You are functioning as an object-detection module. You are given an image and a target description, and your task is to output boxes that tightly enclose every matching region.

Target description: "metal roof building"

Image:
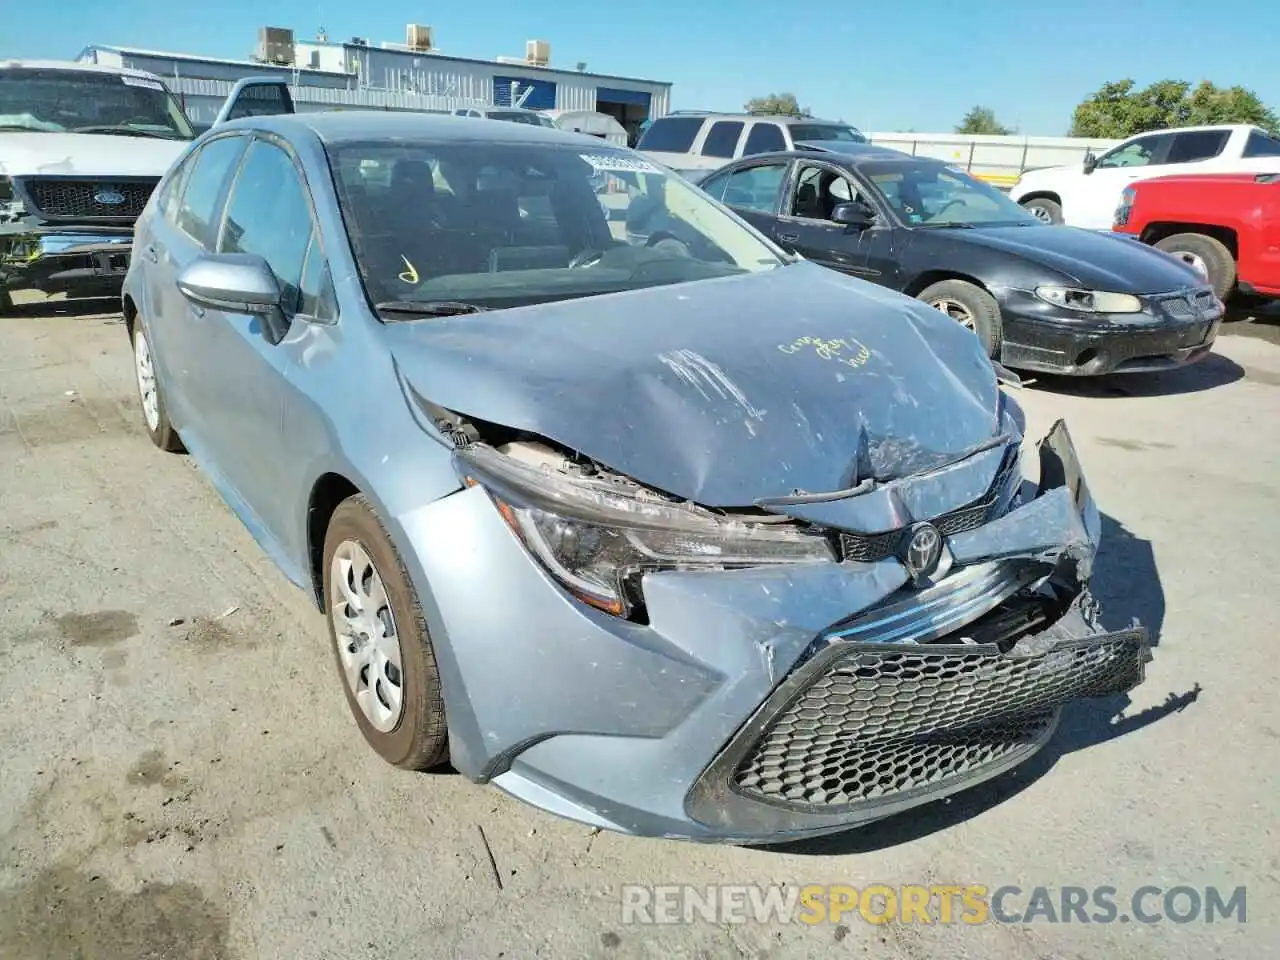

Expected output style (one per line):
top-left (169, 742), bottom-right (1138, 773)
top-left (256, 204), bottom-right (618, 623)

top-left (78, 24), bottom-right (671, 142)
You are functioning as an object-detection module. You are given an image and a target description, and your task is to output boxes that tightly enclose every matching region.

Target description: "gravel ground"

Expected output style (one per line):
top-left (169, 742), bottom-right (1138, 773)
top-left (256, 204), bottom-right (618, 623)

top-left (1, 294), bottom-right (1278, 959)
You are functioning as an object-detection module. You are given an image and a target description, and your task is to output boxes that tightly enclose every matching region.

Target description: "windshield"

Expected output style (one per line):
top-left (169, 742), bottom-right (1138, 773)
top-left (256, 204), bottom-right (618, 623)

top-left (0, 68), bottom-right (195, 139)
top-left (864, 163), bottom-right (1040, 227)
top-left (788, 123), bottom-right (867, 143)
top-left (326, 140), bottom-right (786, 312)
top-left (487, 111), bottom-right (545, 125)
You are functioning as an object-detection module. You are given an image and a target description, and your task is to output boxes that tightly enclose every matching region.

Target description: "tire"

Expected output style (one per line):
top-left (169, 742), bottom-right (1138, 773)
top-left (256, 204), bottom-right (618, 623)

top-left (131, 319), bottom-right (184, 452)
top-left (917, 279), bottom-right (1004, 358)
top-left (323, 494), bottom-right (449, 770)
top-left (1154, 232), bottom-right (1236, 301)
top-left (1022, 197), bottom-right (1063, 225)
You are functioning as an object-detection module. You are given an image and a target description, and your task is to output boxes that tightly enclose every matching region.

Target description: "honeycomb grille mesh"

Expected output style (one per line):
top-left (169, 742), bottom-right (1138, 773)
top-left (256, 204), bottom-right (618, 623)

top-left (25, 178), bottom-right (157, 220)
top-left (733, 633), bottom-right (1146, 809)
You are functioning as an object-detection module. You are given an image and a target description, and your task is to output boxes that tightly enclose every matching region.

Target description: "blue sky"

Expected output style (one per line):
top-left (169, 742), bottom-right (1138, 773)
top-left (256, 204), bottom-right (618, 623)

top-left (4, 0), bottom-right (1277, 134)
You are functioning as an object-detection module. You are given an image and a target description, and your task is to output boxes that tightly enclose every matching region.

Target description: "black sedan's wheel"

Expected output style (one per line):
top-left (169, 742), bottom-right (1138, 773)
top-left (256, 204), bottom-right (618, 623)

top-left (1154, 232), bottom-right (1236, 301)
top-left (917, 279), bottom-right (1004, 358)
top-left (1022, 197), bottom-right (1063, 225)
top-left (323, 494), bottom-right (449, 770)
top-left (131, 320), bottom-right (184, 452)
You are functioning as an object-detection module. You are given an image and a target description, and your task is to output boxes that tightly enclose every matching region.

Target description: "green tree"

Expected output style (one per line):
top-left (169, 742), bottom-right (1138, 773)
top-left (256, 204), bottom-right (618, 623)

top-left (744, 93), bottom-right (811, 117)
top-left (1070, 79), bottom-right (1279, 137)
top-left (955, 105), bottom-right (1012, 135)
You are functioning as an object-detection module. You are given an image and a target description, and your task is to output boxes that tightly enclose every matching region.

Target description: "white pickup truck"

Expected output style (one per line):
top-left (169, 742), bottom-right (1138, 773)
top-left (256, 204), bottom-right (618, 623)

top-left (0, 60), bottom-right (195, 310)
top-left (1010, 124), bottom-right (1280, 229)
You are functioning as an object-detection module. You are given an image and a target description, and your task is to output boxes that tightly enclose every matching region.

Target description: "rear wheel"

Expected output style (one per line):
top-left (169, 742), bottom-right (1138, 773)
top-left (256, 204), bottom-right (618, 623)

top-left (917, 279), bottom-right (1004, 358)
top-left (1154, 232), bottom-right (1236, 301)
top-left (1022, 197), bottom-right (1063, 225)
top-left (132, 319), bottom-right (184, 452)
top-left (323, 494), bottom-right (449, 770)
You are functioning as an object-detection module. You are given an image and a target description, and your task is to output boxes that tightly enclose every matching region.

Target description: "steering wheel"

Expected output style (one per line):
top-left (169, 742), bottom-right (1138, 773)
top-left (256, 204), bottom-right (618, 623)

top-left (568, 249), bottom-right (605, 269)
top-left (645, 232), bottom-right (692, 257)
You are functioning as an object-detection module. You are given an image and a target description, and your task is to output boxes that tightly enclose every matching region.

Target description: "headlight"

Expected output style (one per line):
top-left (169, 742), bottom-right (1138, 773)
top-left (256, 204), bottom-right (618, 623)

top-left (1033, 284), bottom-right (1142, 314)
top-left (456, 444), bottom-right (834, 616)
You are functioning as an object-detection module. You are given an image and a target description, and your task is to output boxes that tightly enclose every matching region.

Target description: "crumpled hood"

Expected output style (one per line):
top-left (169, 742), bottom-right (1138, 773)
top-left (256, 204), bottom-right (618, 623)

top-left (383, 262), bottom-right (1002, 507)
top-left (957, 225), bottom-right (1204, 293)
top-left (0, 132), bottom-right (189, 178)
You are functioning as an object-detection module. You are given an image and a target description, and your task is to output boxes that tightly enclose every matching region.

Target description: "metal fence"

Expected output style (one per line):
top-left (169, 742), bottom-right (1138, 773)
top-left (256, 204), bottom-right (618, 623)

top-left (864, 132), bottom-right (1123, 188)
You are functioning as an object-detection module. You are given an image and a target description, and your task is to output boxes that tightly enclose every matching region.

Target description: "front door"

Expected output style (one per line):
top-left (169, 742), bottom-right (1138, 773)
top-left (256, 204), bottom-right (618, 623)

top-left (773, 162), bottom-right (900, 286)
top-left (195, 135), bottom-right (320, 534)
top-left (1071, 132), bottom-right (1174, 229)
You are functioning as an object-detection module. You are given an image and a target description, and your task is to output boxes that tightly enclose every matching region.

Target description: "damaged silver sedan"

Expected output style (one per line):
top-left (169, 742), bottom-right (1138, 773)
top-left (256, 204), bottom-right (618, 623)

top-left (122, 108), bottom-right (1150, 843)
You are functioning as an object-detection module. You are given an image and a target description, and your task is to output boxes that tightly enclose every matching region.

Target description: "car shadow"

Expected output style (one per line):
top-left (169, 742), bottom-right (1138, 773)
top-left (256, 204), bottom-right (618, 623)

top-left (763, 511), bottom-right (1196, 857)
top-left (3, 296), bottom-right (121, 320)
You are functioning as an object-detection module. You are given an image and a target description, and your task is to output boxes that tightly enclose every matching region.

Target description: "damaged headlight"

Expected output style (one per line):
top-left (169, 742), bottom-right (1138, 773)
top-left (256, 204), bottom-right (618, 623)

top-left (1033, 284), bottom-right (1142, 314)
top-left (456, 444), bottom-right (834, 616)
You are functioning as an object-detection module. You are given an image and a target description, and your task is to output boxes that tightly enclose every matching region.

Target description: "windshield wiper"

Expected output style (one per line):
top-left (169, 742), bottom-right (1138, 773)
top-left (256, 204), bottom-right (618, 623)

top-left (375, 300), bottom-right (489, 318)
top-left (0, 124), bottom-right (42, 132)
top-left (921, 222), bottom-right (977, 229)
top-left (72, 125), bottom-right (179, 139)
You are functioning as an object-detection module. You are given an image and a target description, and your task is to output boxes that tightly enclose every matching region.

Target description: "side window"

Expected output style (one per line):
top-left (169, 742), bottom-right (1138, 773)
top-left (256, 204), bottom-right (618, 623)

top-left (1096, 134), bottom-right (1169, 169)
top-left (219, 139), bottom-right (316, 316)
top-left (701, 121), bottom-right (745, 159)
top-left (789, 165), bottom-right (857, 220)
top-left (742, 122), bottom-right (786, 156)
top-left (158, 147), bottom-right (199, 224)
top-left (636, 116), bottom-right (704, 153)
top-left (297, 233), bottom-right (334, 320)
top-left (722, 163), bottom-right (787, 213)
top-left (1167, 130), bottom-right (1230, 164)
top-left (699, 169), bottom-right (732, 202)
top-left (175, 136), bottom-right (249, 248)
top-left (1243, 130), bottom-right (1280, 157)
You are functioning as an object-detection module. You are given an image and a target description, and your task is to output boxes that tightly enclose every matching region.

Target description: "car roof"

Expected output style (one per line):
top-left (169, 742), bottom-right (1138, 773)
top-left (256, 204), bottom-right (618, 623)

top-left (718, 145), bottom-right (933, 169)
top-left (219, 110), bottom-right (612, 147)
top-left (658, 111), bottom-right (856, 127)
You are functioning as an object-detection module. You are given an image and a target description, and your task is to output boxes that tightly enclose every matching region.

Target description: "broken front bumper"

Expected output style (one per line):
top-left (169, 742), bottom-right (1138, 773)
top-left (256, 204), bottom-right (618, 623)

top-left (399, 420), bottom-right (1150, 843)
top-left (0, 226), bottom-right (133, 299)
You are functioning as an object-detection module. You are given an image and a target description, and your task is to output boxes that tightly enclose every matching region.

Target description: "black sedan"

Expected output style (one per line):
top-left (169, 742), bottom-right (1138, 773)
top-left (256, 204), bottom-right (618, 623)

top-left (688, 145), bottom-right (1223, 376)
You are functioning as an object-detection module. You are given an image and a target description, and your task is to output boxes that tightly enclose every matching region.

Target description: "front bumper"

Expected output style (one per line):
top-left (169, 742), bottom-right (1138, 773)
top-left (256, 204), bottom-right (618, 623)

top-left (398, 420), bottom-right (1150, 843)
top-left (996, 288), bottom-right (1222, 376)
top-left (0, 225), bottom-right (133, 298)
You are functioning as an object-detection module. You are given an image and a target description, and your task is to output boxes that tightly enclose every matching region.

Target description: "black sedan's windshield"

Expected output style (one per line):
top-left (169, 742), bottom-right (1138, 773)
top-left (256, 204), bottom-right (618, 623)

top-left (327, 140), bottom-right (785, 312)
top-left (863, 162), bottom-right (1040, 228)
top-left (0, 68), bottom-right (195, 139)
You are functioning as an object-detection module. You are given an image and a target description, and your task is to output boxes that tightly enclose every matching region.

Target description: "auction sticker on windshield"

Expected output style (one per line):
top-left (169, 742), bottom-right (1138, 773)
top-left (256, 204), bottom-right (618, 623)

top-left (580, 153), bottom-right (660, 174)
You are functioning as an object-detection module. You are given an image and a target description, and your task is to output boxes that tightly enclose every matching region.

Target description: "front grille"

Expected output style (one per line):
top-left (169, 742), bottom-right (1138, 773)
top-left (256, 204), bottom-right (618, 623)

top-left (732, 623), bottom-right (1148, 810)
top-left (836, 445), bottom-right (1017, 563)
top-left (1152, 288), bottom-right (1217, 320)
top-left (23, 178), bottom-right (157, 220)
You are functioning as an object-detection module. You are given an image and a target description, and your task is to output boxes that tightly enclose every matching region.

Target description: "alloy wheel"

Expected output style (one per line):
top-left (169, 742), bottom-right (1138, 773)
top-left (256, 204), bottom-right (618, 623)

top-left (929, 297), bottom-right (976, 330)
top-left (1029, 205), bottom-right (1054, 224)
top-left (330, 540), bottom-right (405, 733)
top-left (1170, 250), bottom-right (1209, 281)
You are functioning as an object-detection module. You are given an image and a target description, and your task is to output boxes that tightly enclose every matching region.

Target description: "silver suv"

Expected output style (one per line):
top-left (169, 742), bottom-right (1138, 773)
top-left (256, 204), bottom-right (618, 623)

top-left (637, 111), bottom-right (866, 178)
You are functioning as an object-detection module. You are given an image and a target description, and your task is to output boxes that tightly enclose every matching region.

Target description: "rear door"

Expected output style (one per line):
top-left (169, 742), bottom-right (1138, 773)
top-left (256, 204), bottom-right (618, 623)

top-left (143, 134), bottom-right (250, 437)
top-left (713, 160), bottom-right (791, 236)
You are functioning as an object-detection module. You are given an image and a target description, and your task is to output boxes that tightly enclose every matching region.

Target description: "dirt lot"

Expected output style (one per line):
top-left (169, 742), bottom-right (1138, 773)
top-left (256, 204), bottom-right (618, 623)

top-left (2, 296), bottom-right (1278, 960)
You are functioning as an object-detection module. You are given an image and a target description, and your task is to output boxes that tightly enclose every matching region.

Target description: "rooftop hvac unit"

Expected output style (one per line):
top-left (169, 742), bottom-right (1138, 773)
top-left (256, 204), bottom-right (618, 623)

top-left (406, 24), bottom-right (433, 51)
top-left (350, 37), bottom-right (369, 47)
top-left (257, 26), bottom-right (296, 66)
top-left (526, 40), bottom-right (550, 66)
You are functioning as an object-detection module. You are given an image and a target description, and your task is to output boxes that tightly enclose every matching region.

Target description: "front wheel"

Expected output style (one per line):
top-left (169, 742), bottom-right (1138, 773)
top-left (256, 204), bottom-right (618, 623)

top-left (132, 320), bottom-right (184, 452)
top-left (323, 494), bottom-right (449, 770)
top-left (1154, 232), bottom-right (1236, 301)
top-left (917, 279), bottom-right (1004, 358)
top-left (1022, 197), bottom-right (1063, 225)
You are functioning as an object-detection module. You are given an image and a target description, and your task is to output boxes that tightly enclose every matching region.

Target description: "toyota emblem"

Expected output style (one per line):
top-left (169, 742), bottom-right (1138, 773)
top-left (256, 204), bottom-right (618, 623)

top-left (900, 522), bottom-right (943, 585)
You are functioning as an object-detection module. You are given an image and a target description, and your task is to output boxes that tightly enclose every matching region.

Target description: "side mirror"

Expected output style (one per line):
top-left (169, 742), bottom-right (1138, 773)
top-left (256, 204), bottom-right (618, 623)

top-left (178, 253), bottom-right (281, 313)
top-left (1083, 152), bottom-right (1098, 175)
top-left (830, 201), bottom-right (876, 228)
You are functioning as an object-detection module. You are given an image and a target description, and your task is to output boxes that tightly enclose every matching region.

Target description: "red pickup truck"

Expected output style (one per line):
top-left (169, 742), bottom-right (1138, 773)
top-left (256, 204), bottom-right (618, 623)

top-left (1113, 172), bottom-right (1280, 302)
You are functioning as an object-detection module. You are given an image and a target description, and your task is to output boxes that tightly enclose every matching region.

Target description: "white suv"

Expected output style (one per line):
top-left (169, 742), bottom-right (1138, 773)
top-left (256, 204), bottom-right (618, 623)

top-left (0, 59), bottom-right (194, 310)
top-left (637, 112), bottom-right (867, 178)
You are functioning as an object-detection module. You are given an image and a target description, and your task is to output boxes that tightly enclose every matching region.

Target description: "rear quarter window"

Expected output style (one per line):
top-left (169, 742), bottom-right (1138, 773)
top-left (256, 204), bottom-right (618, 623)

top-left (1243, 130), bottom-right (1280, 158)
top-left (637, 117), bottom-right (704, 153)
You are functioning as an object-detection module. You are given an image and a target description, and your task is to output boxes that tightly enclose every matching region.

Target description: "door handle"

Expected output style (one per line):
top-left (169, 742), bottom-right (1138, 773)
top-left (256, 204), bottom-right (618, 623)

top-left (191, 304), bottom-right (205, 318)
top-left (778, 232), bottom-right (800, 243)
top-left (143, 244), bottom-right (159, 263)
